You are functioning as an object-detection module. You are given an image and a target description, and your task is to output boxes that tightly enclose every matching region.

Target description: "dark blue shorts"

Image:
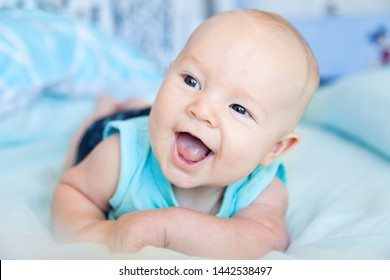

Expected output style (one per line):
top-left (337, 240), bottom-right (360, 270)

top-left (75, 107), bottom-right (151, 164)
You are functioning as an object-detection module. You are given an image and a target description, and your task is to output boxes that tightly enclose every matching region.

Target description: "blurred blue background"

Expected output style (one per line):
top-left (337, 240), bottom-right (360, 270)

top-left (1, 0), bottom-right (389, 83)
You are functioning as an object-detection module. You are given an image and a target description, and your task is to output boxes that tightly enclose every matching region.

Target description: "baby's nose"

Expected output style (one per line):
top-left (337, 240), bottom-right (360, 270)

top-left (186, 98), bottom-right (218, 128)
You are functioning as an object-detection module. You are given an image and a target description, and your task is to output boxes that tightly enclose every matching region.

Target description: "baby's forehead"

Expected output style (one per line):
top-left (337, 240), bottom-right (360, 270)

top-left (202, 11), bottom-right (301, 43)
top-left (190, 11), bottom-right (309, 69)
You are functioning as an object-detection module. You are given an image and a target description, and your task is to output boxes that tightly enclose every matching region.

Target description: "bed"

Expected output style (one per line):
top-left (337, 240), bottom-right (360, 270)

top-left (1, 10), bottom-right (390, 260)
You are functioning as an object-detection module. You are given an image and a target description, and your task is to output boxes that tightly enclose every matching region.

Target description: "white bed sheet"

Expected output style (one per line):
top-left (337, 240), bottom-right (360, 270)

top-left (1, 99), bottom-right (389, 259)
top-left (284, 124), bottom-right (390, 259)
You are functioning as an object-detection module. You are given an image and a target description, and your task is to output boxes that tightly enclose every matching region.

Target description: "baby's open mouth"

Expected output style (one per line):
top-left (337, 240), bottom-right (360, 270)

top-left (175, 132), bottom-right (213, 164)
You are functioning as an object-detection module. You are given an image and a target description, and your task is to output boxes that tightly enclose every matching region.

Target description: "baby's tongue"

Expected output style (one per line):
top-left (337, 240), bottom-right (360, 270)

top-left (177, 132), bottom-right (210, 163)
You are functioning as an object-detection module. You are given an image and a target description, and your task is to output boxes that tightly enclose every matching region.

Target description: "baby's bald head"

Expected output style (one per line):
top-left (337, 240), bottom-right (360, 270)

top-left (181, 9), bottom-right (319, 133)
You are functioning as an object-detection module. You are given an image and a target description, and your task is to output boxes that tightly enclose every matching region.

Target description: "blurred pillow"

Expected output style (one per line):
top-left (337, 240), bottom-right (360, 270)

top-left (0, 93), bottom-right (94, 146)
top-left (0, 10), bottom-right (162, 116)
top-left (302, 67), bottom-right (390, 160)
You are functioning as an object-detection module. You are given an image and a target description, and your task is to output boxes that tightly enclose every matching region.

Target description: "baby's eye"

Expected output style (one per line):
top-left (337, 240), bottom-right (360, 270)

top-left (184, 75), bottom-right (201, 90)
top-left (230, 104), bottom-right (250, 117)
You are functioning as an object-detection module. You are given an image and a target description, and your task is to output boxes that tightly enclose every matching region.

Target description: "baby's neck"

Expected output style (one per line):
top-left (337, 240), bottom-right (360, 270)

top-left (172, 185), bottom-right (225, 215)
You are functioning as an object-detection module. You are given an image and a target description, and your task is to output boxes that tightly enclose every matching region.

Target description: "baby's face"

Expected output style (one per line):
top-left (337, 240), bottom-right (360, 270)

top-left (149, 13), bottom-right (306, 189)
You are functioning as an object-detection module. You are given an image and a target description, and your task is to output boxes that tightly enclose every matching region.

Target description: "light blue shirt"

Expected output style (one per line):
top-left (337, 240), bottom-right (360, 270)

top-left (104, 116), bottom-right (286, 219)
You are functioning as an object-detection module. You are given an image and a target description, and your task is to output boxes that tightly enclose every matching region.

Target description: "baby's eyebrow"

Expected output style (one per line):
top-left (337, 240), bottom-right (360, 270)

top-left (179, 55), bottom-right (204, 69)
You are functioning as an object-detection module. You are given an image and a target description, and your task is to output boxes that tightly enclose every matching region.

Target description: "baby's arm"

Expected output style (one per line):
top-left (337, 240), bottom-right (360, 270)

top-left (51, 135), bottom-right (121, 243)
top-left (109, 178), bottom-right (289, 259)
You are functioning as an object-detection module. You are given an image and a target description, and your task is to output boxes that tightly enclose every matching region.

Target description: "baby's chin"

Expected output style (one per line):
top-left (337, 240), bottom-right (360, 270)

top-left (161, 161), bottom-right (232, 189)
top-left (164, 171), bottom-right (210, 189)
top-left (167, 175), bottom-right (200, 189)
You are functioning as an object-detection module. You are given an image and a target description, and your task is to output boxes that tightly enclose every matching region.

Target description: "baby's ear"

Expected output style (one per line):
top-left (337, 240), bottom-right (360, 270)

top-left (260, 132), bottom-right (300, 166)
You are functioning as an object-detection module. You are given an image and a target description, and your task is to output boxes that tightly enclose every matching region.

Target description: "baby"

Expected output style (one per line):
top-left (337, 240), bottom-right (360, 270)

top-left (51, 9), bottom-right (319, 259)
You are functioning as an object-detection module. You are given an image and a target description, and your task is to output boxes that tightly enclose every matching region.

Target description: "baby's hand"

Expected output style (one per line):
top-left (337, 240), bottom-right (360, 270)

top-left (108, 210), bottom-right (166, 253)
